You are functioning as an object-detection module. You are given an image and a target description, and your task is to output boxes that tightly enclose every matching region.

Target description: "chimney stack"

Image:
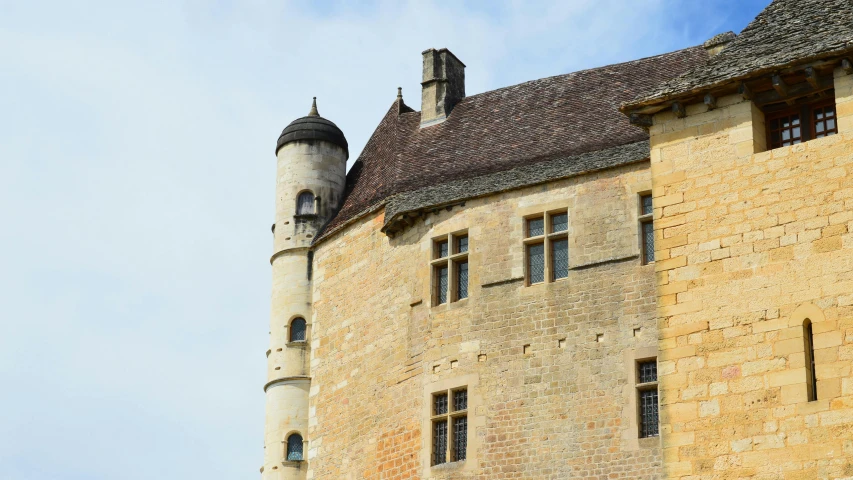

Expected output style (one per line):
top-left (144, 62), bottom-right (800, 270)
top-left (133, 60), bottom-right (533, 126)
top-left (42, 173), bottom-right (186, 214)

top-left (420, 48), bottom-right (466, 128)
top-left (703, 31), bottom-right (736, 57)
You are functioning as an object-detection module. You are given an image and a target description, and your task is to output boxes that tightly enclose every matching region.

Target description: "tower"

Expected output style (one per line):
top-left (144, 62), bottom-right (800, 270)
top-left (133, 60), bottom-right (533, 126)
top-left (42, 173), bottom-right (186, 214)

top-left (263, 98), bottom-right (348, 479)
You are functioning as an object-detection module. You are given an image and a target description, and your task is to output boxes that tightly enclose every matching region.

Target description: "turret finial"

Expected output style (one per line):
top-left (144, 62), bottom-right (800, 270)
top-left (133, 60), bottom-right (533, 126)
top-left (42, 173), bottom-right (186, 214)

top-left (308, 97), bottom-right (319, 117)
top-left (397, 87), bottom-right (403, 100)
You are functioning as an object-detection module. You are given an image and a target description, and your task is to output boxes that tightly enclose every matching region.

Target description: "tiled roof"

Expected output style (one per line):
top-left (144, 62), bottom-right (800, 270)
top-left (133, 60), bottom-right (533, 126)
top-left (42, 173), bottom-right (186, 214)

top-left (383, 141), bottom-right (651, 233)
top-left (315, 46), bottom-right (709, 242)
top-left (624, 0), bottom-right (853, 110)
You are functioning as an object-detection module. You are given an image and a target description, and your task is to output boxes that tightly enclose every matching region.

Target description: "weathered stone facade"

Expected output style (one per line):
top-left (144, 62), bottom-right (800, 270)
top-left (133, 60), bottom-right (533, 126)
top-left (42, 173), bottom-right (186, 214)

top-left (309, 164), bottom-right (663, 479)
top-left (648, 68), bottom-right (853, 479)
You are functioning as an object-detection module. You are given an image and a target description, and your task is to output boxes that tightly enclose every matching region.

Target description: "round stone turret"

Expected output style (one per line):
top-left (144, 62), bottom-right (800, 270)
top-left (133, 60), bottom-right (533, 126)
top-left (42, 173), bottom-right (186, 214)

top-left (263, 97), bottom-right (348, 480)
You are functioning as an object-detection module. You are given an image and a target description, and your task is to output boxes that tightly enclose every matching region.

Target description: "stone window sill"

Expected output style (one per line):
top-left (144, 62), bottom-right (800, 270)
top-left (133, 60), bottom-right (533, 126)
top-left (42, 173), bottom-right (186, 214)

top-left (638, 436), bottom-right (659, 448)
top-left (431, 460), bottom-right (465, 470)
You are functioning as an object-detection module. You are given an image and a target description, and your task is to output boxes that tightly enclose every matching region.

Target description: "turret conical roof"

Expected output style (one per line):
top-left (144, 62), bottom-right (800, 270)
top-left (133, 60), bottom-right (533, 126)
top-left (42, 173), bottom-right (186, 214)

top-left (276, 97), bottom-right (348, 156)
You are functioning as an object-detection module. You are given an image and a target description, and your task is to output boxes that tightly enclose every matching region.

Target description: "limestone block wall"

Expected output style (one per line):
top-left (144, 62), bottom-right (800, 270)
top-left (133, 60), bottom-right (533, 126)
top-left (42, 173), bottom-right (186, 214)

top-left (648, 68), bottom-right (853, 479)
top-left (307, 163), bottom-right (662, 479)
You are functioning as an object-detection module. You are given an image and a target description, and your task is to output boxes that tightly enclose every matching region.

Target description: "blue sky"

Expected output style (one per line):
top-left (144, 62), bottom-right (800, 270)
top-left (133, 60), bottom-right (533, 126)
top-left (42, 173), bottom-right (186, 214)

top-left (0, 1), bottom-right (769, 478)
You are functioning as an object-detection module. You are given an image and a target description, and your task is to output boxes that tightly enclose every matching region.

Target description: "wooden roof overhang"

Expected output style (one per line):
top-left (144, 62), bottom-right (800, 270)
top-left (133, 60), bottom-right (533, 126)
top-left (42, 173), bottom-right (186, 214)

top-left (623, 55), bottom-right (853, 126)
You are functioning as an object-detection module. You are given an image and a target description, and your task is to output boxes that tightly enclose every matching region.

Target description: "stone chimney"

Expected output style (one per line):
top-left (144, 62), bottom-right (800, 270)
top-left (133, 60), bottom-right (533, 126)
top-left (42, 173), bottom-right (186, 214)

top-left (703, 31), bottom-right (736, 57)
top-left (420, 48), bottom-right (466, 127)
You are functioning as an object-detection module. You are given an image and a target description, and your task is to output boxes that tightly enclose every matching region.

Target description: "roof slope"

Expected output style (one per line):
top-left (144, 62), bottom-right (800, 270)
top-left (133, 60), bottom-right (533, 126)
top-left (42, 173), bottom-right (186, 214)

top-left (317, 46), bottom-right (709, 241)
top-left (625, 0), bottom-right (853, 109)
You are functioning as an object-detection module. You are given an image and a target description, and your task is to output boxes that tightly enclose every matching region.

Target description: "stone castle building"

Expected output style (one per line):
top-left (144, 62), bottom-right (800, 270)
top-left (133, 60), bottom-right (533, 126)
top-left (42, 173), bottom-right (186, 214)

top-left (262, 1), bottom-right (853, 478)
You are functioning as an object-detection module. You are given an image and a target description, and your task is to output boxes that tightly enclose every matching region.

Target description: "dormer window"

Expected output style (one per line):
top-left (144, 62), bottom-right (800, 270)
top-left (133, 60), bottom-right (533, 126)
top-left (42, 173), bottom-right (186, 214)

top-left (765, 98), bottom-right (836, 150)
top-left (296, 191), bottom-right (315, 215)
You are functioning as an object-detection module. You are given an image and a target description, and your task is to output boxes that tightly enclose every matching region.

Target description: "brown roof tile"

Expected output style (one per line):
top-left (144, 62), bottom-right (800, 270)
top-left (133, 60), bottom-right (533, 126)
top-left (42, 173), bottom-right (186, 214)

top-left (316, 45), bottom-right (709, 242)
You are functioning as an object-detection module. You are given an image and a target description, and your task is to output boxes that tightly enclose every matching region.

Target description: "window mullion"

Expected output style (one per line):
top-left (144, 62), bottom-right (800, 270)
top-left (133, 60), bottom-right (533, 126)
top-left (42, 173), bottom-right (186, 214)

top-left (448, 256), bottom-right (456, 302)
top-left (544, 215), bottom-right (552, 283)
top-left (445, 389), bottom-right (452, 462)
top-left (544, 236), bottom-right (552, 283)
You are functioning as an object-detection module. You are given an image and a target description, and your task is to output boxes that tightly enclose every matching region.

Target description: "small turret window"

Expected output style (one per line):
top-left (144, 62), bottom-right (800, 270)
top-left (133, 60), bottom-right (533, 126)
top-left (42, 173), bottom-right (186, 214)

top-left (297, 191), bottom-right (315, 215)
top-left (290, 318), bottom-right (307, 342)
top-left (286, 433), bottom-right (303, 461)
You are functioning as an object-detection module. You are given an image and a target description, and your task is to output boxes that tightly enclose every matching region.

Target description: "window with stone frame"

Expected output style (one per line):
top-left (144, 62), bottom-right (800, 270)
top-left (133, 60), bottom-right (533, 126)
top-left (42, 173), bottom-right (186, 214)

top-left (432, 232), bottom-right (469, 305)
top-left (289, 317), bottom-right (307, 342)
top-left (431, 388), bottom-right (468, 465)
top-left (639, 194), bottom-right (654, 265)
top-left (296, 191), bottom-right (315, 215)
top-left (523, 210), bottom-right (569, 285)
top-left (637, 359), bottom-right (659, 438)
top-left (286, 433), bottom-right (304, 461)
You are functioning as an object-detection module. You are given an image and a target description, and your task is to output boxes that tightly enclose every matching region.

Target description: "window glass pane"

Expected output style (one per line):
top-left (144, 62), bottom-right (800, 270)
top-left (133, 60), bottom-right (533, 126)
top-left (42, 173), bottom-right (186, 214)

top-left (433, 420), bottom-right (448, 465)
top-left (639, 389), bottom-right (659, 438)
top-left (527, 217), bottom-right (544, 237)
top-left (553, 239), bottom-right (568, 280)
top-left (436, 241), bottom-right (448, 258)
top-left (457, 236), bottom-right (468, 254)
top-left (437, 266), bottom-right (448, 304)
top-left (793, 126), bottom-right (800, 138)
top-left (287, 434), bottom-right (303, 461)
top-left (452, 416), bottom-right (467, 462)
top-left (434, 393), bottom-right (448, 415)
top-left (782, 129), bottom-right (790, 141)
top-left (453, 389), bottom-right (468, 411)
top-left (816, 122), bottom-right (825, 133)
top-left (642, 221), bottom-right (655, 264)
top-left (792, 115), bottom-right (800, 125)
top-left (638, 360), bottom-right (657, 383)
top-left (828, 118), bottom-right (836, 132)
top-left (528, 243), bottom-right (545, 284)
top-left (290, 318), bottom-right (307, 342)
top-left (551, 213), bottom-right (568, 232)
top-left (456, 261), bottom-right (468, 300)
top-left (296, 192), bottom-right (314, 215)
top-left (641, 195), bottom-right (653, 215)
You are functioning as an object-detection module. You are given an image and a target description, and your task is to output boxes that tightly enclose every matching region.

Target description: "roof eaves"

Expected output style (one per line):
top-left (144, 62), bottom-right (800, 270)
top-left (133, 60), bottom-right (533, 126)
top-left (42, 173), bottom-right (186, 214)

top-left (382, 141), bottom-right (651, 236)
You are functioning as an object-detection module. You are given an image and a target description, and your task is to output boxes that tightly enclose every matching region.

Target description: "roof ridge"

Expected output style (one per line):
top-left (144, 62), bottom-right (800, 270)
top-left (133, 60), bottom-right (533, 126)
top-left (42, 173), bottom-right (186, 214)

top-left (460, 45), bottom-right (705, 103)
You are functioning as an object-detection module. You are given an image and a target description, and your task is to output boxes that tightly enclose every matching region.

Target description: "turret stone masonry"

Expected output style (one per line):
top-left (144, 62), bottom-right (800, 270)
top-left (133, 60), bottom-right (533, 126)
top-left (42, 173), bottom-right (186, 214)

top-left (264, 98), bottom-right (347, 479)
top-left (263, 1), bottom-right (853, 478)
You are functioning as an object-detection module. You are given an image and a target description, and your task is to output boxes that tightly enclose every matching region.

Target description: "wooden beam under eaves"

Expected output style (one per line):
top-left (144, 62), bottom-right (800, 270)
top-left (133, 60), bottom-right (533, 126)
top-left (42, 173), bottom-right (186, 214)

top-left (629, 113), bottom-right (653, 128)
top-left (843, 58), bottom-right (853, 75)
top-left (704, 94), bottom-right (717, 110)
top-left (672, 102), bottom-right (686, 118)
top-left (771, 75), bottom-right (788, 97)
top-left (738, 82), bottom-right (753, 101)
top-left (804, 67), bottom-right (820, 89)
top-left (753, 76), bottom-right (833, 107)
